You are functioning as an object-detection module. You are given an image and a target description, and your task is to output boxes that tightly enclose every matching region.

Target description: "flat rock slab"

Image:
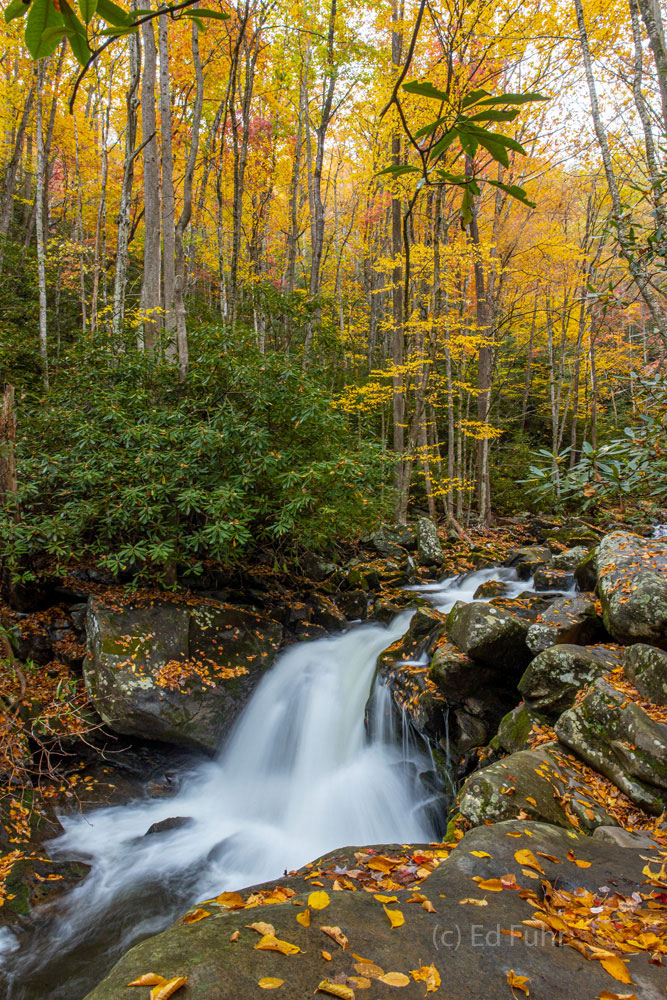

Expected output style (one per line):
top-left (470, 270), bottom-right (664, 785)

top-left (84, 821), bottom-right (667, 1000)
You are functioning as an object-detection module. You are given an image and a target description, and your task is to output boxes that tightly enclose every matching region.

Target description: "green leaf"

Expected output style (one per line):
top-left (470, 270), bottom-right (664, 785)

top-left (458, 130), bottom-right (478, 158)
top-left (466, 124), bottom-right (528, 155)
top-left (428, 127), bottom-right (459, 159)
top-left (414, 115), bottom-right (449, 139)
top-left (25, 0), bottom-right (64, 58)
top-left (467, 109), bottom-right (519, 123)
top-left (475, 92), bottom-right (548, 106)
top-left (5, 0), bottom-right (28, 24)
top-left (187, 7), bottom-right (229, 18)
top-left (461, 88), bottom-right (491, 108)
top-left (41, 23), bottom-right (73, 42)
top-left (460, 185), bottom-right (474, 225)
top-left (78, 0), bottom-right (97, 23)
top-left (62, 3), bottom-right (92, 62)
top-left (487, 179), bottom-right (536, 208)
top-left (474, 134), bottom-right (509, 166)
top-left (402, 79), bottom-right (448, 101)
top-left (95, 0), bottom-right (132, 26)
top-left (181, 11), bottom-right (205, 28)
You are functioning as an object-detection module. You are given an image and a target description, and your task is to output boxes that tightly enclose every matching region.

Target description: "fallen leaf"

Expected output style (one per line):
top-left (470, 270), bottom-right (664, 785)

top-left (216, 891), bottom-right (245, 908)
top-left (379, 971), bottom-right (411, 987)
top-left (422, 899), bottom-right (436, 913)
top-left (296, 908), bottom-right (311, 927)
top-left (348, 977), bottom-right (371, 989)
top-left (247, 922), bottom-right (276, 936)
top-left (374, 894), bottom-right (398, 903)
top-left (229, 930), bottom-right (240, 943)
top-left (309, 891), bottom-right (331, 910)
top-left (150, 978), bottom-right (188, 1000)
top-left (598, 993), bottom-right (639, 1000)
top-left (477, 879), bottom-right (504, 892)
top-left (574, 859), bottom-right (592, 869)
top-left (353, 961), bottom-right (384, 979)
top-left (470, 851), bottom-right (491, 858)
top-left (258, 978), bottom-right (284, 990)
top-left (127, 975), bottom-right (167, 987)
top-left (506, 970), bottom-right (530, 996)
top-left (514, 850), bottom-right (544, 874)
top-left (254, 934), bottom-right (302, 956)
top-left (410, 964), bottom-right (441, 993)
top-left (321, 950), bottom-right (332, 961)
top-left (316, 981), bottom-right (355, 999)
top-left (600, 957), bottom-right (632, 984)
top-left (458, 898), bottom-right (488, 906)
top-left (183, 908), bottom-right (210, 924)
top-left (321, 925), bottom-right (349, 950)
top-left (383, 904), bottom-right (405, 928)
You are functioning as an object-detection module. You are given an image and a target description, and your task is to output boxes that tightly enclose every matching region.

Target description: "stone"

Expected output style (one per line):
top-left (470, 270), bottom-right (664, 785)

top-left (472, 579), bottom-right (510, 599)
top-left (624, 643), bottom-right (667, 705)
top-left (551, 545), bottom-right (590, 571)
top-left (574, 548), bottom-right (598, 592)
top-left (0, 856), bottom-right (90, 931)
top-left (336, 590), bottom-right (368, 620)
top-left (417, 517), bottom-right (444, 566)
top-left (494, 702), bottom-right (544, 754)
top-left (595, 531), bottom-right (667, 647)
top-left (592, 826), bottom-right (660, 849)
top-left (83, 597), bottom-right (283, 753)
top-left (533, 566), bottom-right (574, 591)
top-left (518, 643), bottom-right (622, 719)
top-left (525, 594), bottom-right (608, 653)
top-left (458, 744), bottom-right (616, 830)
top-left (376, 607), bottom-right (447, 674)
top-left (82, 821), bottom-right (667, 1000)
top-left (556, 679), bottom-right (667, 814)
top-left (446, 601), bottom-right (531, 675)
top-left (144, 816), bottom-right (194, 837)
top-left (504, 545), bottom-right (552, 580)
top-left (490, 592), bottom-right (554, 622)
top-left (369, 522), bottom-right (418, 556)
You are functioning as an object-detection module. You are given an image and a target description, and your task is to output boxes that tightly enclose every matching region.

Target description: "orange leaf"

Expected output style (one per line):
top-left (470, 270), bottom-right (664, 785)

top-left (600, 957), bottom-right (632, 984)
top-left (477, 879), bottom-right (504, 892)
top-left (353, 961), bottom-right (384, 980)
top-left (229, 930), bottom-right (240, 943)
top-left (410, 964), bottom-right (441, 993)
top-left (348, 976), bottom-right (371, 989)
top-left (127, 975), bottom-right (167, 987)
top-left (258, 978), bottom-right (285, 990)
top-left (320, 925), bottom-right (349, 950)
top-left (458, 898), bottom-right (488, 906)
top-left (506, 970), bottom-right (530, 996)
top-left (246, 921), bottom-right (276, 936)
top-left (470, 851), bottom-right (491, 858)
top-left (182, 908), bottom-right (210, 924)
top-left (514, 850), bottom-right (544, 874)
top-left (253, 934), bottom-right (301, 956)
top-left (321, 950), bottom-right (332, 961)
top-left (150, 978), bottom-right (188, 1000)
top-left (598, 993), bottom-right (639, 999)
top-left (215, 890), bottom-right (245, 908)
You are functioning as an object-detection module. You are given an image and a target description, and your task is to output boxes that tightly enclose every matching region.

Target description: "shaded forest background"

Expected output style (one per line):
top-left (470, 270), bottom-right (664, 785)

top-left (1, 0), bottom-right (667, 586)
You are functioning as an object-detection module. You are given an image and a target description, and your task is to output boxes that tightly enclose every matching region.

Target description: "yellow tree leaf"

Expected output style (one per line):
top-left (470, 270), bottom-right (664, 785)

top-left (470, 851), bottom-right (491, 858)
top-left (150, 978), bottom-right (188, 1000)
top-left (216, 891), bottom-right (245, 908)
top-left (410, 964), bottom-right (441, 993)
top-left (383, 904), bottom-right (405, 928)
top-left (296, 908), bottom-right (311, 927)
top-left (600, 958), bottom-right (632, 984)
top-left (348, 976), bottom-right (371, 989)
top-left (506, 970), bottom-right (530, 996)
top-left (316, 981), bottom-right (355, 999)
top-left (320, 925), bottom-right (349, 950)
top-left (321, 950), bottom-right (332, 961)
top-left (477, 879), bottom-right (504, 891)
top-left (379, 972), bottom-right (410, 986)
top-left (458, 898), bottom-right (488, 906)
top-left (258, 979), bottom-right (285, 990)
top-left (514, 850), bottom-right (544, 874)
top-left (254, 934), bottom-right (302, 956)
top-left (353, 961), bottom-right (384, 979)
top-left (308, 891), bottom-right (331, 910)
top-left (182, 908), bottom-right (210, 924)
top-left (127, 974), bottom-right (167, 987)
top-left (246, 922), bottom-right (276, 936)
top-left (373, 894), bottom-right (398, 903)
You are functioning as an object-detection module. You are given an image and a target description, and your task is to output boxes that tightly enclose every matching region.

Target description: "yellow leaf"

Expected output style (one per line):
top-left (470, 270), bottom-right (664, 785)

top-left (127, 975), bottom-right (167, 987)
top-left (506, 970), bottom-right (531, 996)
top-left (216, 891), bottom-right (245, 908)
top-left (321, 950), bottom-right (332, 961)
top-left (598, 993), bottom-right (639, 999)
top-left (320, 925), bottom-right (349, 950)
top-left (410, 964), bottom-right (441, 993)
top-left (247, 922), bottom-right (276, 936)
top-left (353, 961), bottom-right (384, 979)
top-left (422, 899), bottom-right (436, 913)
top-left (229, 930), bottom-right (240, 943)
top-left (470, 851), bottom-right (491, 858)
top-left (296, 908), bottom-right (311, 927)
top-left (574, 859), bottom-right (591, 868)
top-left (316, 981), bottom-right (355, 999)
top-left (348, 977), bottom-right (371, 989)
top-left (254, 934), bottom-right (302, 956)
top-left (308, 891), bottom-right (331, 910)
top-left (379, 972), bottom-right (411, 986)
top-left (383, 904), bottom-right (405, 928)
top-left (600, 957), bottom-right (632, 984)
top-left (458, 898), bottom-right (488, 906)
top-left (514, 850), bottom-right (544, 874)
top-left (182, 908), bottom-right (210, 924)
top-left (258, 978), bottom-right (284, 990)
top-left (477, 879), bottom-right (504, 892)
top-left (373, 894), bottom-right (398, 903)
top-left (150, 978), bottom-right (188, 1000)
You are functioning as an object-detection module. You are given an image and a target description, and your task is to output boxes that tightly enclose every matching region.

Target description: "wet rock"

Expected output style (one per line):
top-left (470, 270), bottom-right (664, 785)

top-left (472, 579), bottom-right (510, 599)
top-left (144, 817), bottom-right (194, 837)
top-left (83, 597), bottom-right (283, 753)
top-left (556, 679), bottom-right (667, 814)
top-left (504, 545), bottom-right (552, 580)
top-left (595, 531), bottom-right (667, 647)
top-left (446, 601), bottom-right (531, 675)
top-left (550, 545), bottom-right (590, 571)
top-left (459, 744), bottom-right (616, 831)
top-left (518, 643), bottom-right (622, 720)
top-left (309, 595), bottom-right (346, 631)
top-left (369, 523), bottom-right (417, 557)
top-left (0, 856), bottom-right (90, 930)
top-left (533, 566), bottom-right (574, 591)
top-left (336, 590), bottom-right (368, 620)
top-left (417, 517), bottom-right (444, 566)
top-left (490, 592), bottom-right (554, 623)
top-left (574, 548), bottom-right (598, 592)
top-left (525, 595), bottom-right (608, 653)
top-left (592, 826), bottom-right (659, 849)
top-left (82, 821), bottom-right (667, 1000)
top-left (624, 643), bottom-right (667, 705)
top-left (377, 607), bottom-right (446, 673)
top-left (493, 702), bottom-right (545, 754)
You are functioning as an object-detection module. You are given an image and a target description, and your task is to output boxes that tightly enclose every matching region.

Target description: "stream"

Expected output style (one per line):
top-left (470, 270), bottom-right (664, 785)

top-left (0, 565), bottom-right (533, 1000)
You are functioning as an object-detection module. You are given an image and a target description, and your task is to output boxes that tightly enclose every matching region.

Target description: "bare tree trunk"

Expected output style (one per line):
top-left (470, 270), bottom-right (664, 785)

top-left (35, 63), bottom-right (48, 389)
top-left (0, 87), bottom-right (35, 271)
top-left (636, 0), bottom-right (667, 131)
top-left (284, 68), bottom-right (305, 294)
top-left (113, 16), bottom-right (141, 338)
top-left (140, 13), bottom-right (161, 352)
top-left (158, 12), bottom-right (176, 355)
top-left (90, 65), bottom-right (114, 333)
top-left (174, 18), bottom-right (204, 381)
top-left (468, 190), bottom-right (492, 525)
top-left (0, 385), bottom-right (17, 505)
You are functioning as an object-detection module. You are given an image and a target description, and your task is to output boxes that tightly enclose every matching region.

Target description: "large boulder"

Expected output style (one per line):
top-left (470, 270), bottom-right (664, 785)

top-left (595, 531), bottom-right (667, 647)
top-left (624, 643), bottom-right (667, 705)
top-left (504, 545), bottom-right (552, 580)
top-left (84, 597), bottom-right (283, 753)
top-left (82, 821), bottom-right (667, 1000)
top-left (550, 545), bottom-right (590, 571)
top-left (518, 643), bottom-right (622, 719)
top-left (556, 679), bottom-right (667, 814)
top-left (417, 517), bottom-right (444, 566)
top-left (446, 601), bottom-right (531, 675)
top-left (369, 522), bottom-right (417, 557)
top-left (525, 595), bottom-right (608, 654)
top-left (574, 547), bottom-right (598, 592)
top-left (533, 566), bottom-right (574, 591)
top-left (459, 744), bottom-right (617, 831)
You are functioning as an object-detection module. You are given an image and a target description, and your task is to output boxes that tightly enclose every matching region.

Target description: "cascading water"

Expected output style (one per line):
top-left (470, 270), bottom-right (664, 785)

top-left (0, 565), bottom-right (531, 1000)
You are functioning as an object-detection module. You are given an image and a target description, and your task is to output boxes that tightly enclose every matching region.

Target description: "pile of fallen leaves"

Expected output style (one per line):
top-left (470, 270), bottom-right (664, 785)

top-left (602, 666), bottom-right (667, 726)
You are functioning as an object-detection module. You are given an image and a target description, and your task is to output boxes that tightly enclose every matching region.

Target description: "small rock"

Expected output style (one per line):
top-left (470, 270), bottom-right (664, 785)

top-left (473, 579), bottom-right (510, 599)
top-left (550, 546), bottom-right (590, 571)
top-left (595, 531), bottom-right (667, 647)
top-left (144, 816), bottom-right (194, 836)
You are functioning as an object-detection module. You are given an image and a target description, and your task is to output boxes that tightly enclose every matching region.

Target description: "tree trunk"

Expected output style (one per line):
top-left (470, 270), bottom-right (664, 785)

top-left (140, 13), bottom-right (161, 353)
top-left (113, 15), bottom-right (141, 338)
top-left (35, 63), bottom-right (48, 389)
top-left (0, 87), bottom-right (35, 271)
top-left (158, 12), bottom-right (176, 355)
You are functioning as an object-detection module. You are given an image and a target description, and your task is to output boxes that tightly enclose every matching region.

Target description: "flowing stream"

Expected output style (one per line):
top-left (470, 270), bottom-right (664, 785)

top-left (1, 565), bottom-right (531, 1000)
